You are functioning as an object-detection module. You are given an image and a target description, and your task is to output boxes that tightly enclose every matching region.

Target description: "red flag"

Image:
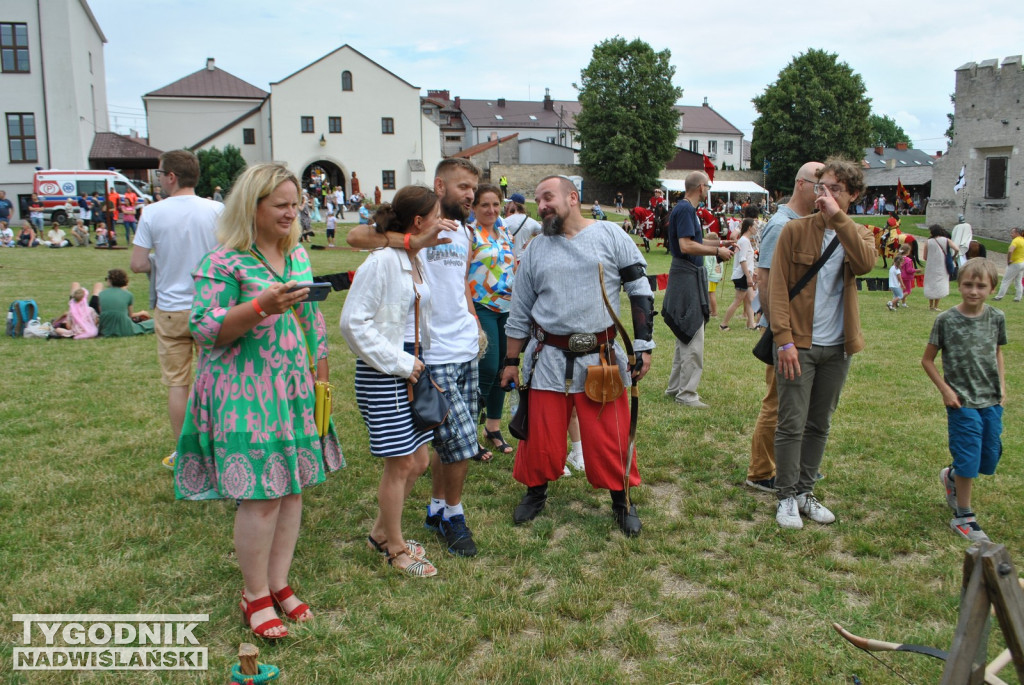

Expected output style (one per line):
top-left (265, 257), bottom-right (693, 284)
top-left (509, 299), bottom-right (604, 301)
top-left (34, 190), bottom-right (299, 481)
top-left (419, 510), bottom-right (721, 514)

top-left (702, 154), bottom-right (715, 182)
top-left (897, 179), bottom-right (914, 208)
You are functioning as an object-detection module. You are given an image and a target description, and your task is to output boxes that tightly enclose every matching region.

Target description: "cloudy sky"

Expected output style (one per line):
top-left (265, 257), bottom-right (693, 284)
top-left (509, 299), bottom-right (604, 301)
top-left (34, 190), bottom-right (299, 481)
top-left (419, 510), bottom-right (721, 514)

top-left (90, 0), bottom-right (1022, 155)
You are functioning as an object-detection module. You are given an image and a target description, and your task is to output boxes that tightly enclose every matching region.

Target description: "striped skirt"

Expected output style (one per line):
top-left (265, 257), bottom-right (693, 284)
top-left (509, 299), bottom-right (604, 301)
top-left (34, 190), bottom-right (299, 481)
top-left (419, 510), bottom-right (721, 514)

top-left (355, 358), bottom-right (433, 457)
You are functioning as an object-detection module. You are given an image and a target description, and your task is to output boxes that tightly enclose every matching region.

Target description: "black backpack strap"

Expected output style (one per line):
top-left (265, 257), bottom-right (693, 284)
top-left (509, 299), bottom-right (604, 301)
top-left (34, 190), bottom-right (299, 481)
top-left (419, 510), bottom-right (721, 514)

top-left (787, 236), bottom-right (841, 300)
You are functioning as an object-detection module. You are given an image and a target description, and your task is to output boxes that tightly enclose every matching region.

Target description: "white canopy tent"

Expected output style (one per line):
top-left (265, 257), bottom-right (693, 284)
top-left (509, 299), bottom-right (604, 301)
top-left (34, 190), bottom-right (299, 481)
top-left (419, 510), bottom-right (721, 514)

top-left (658, 178), bottom-right (768, 204)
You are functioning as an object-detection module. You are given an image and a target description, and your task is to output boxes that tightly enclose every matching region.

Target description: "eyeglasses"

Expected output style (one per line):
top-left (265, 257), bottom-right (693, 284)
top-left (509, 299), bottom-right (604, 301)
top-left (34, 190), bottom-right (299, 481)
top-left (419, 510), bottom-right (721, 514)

top-left (813, 183), bottom-right (845, 195)
top-left (702, 184), bottom-right (712, 189)
top-left (155, 169), bottom-right (170, 176)
top-left (798, 177), bottom-right (817, 186)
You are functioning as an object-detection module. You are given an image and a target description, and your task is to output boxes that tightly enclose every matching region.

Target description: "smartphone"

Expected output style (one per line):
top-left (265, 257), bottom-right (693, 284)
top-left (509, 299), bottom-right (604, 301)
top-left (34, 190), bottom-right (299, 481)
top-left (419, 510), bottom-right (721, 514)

top-left (287, 282), bottom-right (332, 302)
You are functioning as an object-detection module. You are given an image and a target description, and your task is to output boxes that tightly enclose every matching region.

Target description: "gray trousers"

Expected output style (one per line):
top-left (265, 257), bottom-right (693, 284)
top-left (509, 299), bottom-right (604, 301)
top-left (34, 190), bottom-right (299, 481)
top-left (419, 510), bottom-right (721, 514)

top-left (665, 325), bottom-right (704, 403)
top-left (774, 344), bottom-right (850, 499)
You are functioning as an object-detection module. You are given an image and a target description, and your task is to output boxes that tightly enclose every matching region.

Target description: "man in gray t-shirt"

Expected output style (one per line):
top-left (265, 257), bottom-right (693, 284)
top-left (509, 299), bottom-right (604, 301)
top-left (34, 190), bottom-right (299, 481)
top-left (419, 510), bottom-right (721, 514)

top-left (501, 176), bottom-right (655, 537)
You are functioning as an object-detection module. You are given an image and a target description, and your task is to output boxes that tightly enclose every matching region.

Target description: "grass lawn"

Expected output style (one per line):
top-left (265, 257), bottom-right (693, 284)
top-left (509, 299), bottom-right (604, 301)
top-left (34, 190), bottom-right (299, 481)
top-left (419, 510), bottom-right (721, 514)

top-left (1, 222), bottom-right (1022, 684)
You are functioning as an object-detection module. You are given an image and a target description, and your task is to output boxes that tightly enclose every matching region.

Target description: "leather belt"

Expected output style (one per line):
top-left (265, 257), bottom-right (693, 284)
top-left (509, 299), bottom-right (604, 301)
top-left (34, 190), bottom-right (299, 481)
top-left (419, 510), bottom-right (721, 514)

top-left (535, 325), bottom-right (616, 353)
top-left (535, 326), bottom-right (617, 393)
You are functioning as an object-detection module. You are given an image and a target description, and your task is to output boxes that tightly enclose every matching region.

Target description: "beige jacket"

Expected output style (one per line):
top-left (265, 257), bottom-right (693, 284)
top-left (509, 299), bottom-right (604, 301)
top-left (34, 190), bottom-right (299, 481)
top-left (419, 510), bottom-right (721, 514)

top-left (768, 211), bottom-right (876, 355)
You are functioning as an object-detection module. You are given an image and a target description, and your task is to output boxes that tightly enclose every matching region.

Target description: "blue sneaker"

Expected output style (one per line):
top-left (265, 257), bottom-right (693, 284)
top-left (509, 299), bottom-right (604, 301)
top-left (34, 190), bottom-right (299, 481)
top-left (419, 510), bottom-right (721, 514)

top-left (439, 514), bottom-right (477, 557)
top-left (424, 506), bottom-right (443, 533)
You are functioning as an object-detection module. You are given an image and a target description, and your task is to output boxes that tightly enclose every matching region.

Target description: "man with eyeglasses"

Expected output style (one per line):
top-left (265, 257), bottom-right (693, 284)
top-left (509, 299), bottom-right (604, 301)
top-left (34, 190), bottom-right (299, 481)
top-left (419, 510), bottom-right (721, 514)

top-left (768, 158), bottom-right (876, 529)
top-left (745, 162), bottom-right (823, 493)
top-left (130, 150), bottom-right (224, 470)
top-left (663, 171), bottom-right (733, 409)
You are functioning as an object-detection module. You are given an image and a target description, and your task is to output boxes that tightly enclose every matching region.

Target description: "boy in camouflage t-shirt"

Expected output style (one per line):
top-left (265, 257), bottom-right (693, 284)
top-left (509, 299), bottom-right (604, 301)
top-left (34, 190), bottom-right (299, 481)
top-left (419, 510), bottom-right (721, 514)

top-left (922, 258), bottom-right (1007, 542)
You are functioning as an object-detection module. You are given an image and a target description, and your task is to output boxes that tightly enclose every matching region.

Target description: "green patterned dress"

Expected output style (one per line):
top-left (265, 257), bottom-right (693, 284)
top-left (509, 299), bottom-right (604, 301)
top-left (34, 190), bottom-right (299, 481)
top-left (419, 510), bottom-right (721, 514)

top-left (174, 244), bottom-right (344, 501)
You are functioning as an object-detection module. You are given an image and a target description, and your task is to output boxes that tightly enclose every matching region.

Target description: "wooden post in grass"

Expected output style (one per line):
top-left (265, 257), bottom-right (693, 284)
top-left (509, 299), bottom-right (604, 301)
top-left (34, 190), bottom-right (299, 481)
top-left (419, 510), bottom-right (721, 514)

top-left (238, 643), bottom-right (259, 676)
top-left (940, 541), bottom-right (1024, 684)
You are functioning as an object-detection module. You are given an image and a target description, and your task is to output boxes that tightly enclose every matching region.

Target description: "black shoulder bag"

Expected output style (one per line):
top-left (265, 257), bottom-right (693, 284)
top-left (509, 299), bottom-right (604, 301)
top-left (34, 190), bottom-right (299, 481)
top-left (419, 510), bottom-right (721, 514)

top-left (407, 281), bottom-right (451, 431)
top-left (752, 236), bottom-right (841, 364)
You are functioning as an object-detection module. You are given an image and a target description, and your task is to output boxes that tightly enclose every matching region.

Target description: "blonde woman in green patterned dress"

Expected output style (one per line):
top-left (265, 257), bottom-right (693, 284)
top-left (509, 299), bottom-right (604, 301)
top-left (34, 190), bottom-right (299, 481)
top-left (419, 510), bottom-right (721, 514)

top-left (174, 164), bottom-right (343, 639)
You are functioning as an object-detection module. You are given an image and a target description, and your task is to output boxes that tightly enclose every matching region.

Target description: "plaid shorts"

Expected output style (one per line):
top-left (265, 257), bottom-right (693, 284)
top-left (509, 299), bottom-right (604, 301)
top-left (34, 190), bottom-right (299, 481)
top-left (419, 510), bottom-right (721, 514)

top-left (428, 359), bottom-right (480, 464)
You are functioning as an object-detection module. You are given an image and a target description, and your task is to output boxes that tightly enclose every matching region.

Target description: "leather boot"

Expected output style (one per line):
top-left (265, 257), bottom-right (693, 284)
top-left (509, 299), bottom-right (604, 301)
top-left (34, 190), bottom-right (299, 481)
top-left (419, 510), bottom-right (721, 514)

top-left (611, 490), bottom-right (642, 537)
top-left (513, 484), bottom-right (548, 524)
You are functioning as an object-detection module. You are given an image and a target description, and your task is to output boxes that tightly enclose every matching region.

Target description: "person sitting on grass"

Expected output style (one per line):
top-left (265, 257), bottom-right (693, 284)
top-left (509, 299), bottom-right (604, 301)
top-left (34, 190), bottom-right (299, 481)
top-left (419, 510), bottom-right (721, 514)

top-left (71, 219), bottom-right (89, 246)
top-left (52, 282), bottom-right (100, 339)
top-left (0, 221), bottom-right (14, 247)
top-left (94, 221), bottom-right (116, 247)
top-left (44, 222), bottom-right (71, 248)
top-left (922, 258), bottom-right (1007, 543)
top-left (17, 220), bottom-right (39, 247)
top-left (97, 269), bottom-right (155, 337)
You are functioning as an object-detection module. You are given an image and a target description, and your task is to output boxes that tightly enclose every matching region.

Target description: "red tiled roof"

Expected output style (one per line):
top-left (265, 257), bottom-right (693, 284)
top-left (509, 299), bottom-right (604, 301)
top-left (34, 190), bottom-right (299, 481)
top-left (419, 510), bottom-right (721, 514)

top-left (451, 133), bottom-right (518, 159)
top-left (145, 66), bottom-right (268, 99)
top-left (88, 132), bottom-right (163, 162)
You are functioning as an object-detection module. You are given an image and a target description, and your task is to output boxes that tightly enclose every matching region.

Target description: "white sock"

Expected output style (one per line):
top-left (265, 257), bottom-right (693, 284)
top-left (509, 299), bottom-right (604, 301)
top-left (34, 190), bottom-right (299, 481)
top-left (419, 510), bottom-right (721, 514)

top-left (429, 498), bottom-right (446, 516)
top-left (570, 441), bottom-right (583, 455)
top-left (444, 502), bottom-right (464, 519)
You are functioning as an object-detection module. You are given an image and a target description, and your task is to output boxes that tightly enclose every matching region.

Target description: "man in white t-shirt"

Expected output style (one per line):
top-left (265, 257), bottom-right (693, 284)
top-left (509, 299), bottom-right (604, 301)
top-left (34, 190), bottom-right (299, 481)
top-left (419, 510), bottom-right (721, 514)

top-left (130, 150), bottom-right (223, 469)
top-left (347, 158), bottom-right (484, 558)
top-left (503, 193), bottom-right (541, 261)
top-left (333, 186), bottom-right (345, 219)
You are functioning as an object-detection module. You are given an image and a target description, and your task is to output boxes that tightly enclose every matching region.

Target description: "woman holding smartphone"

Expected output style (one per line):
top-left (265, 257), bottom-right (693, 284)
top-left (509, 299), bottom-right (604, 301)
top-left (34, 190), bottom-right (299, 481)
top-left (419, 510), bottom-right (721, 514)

top-left (174, 163), bottom-right (344, 639)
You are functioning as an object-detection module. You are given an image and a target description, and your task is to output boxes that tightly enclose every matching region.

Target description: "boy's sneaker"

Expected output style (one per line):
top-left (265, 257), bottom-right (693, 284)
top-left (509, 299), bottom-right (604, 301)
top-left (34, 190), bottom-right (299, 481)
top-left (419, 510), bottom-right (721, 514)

top-left (439, 515), bottom-right (477, 557)
top-left (796, 492), bottom-right (836, 524)
top-left (161, 452), bottom-right (177, 470)
top-left (886, 301), bottom-right (895, 311)
top-left (950, 515), bottom-right (990, 542)
top-left (939, 467), bottom-right (957, 511)
top-left (745, 477), bottom-right (776, 493)
top-left (776, 497), bottom-right (803, 529)
top-left (566, 447), bottom-right (585, 472)
top-left (424, 506), bottom-right (443, 533)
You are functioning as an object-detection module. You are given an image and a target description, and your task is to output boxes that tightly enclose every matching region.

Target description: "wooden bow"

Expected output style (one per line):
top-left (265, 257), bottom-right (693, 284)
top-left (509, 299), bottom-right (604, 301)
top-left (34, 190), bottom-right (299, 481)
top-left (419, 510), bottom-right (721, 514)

top-left (833, 622), bottom-right (1013, 685)
top-left (597, 263), bottom-right (639, 505)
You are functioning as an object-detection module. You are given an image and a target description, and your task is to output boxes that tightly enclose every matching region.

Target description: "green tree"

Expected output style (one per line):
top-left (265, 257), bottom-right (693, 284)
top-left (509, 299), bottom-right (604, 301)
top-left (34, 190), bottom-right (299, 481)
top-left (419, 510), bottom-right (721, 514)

top-left (944, 93), bottom-right (956, 145)
top-left (574, 37), bottom-right (682, 197)
top-left (194, 145), bottom-right (247, 199)
top-left (869, 114), bottom-right (912, 148)
top-left (751, 49), bottom-right (872, 193)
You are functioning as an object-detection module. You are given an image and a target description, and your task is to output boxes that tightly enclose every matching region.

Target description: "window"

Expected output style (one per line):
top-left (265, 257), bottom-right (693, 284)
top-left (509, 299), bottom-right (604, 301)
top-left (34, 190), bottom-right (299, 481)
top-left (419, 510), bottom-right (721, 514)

top-left (381, 117), bottom-right (394, 134)
top-left (445, 135), bottom-right (461, 141)
top-left (382, 170), bottom-right (396, 190)
top-left (88, 51), bottom-right (93, 75)
top-left (546, 136), bottom-right (556, 144)
top-left (724, 140), bottom-right (733, 155)
top-left (328, 116), bottom-right (342, 134)
top-left (1, 23), bottom-right (29, 73)
top-left (494, 115), bottom-right (503, 120)
top-left (707, 140), bottom-right (718, 155)
top-left (300, 116), bottom-right (314, 133)
top-left (341, 70), bottom-right (352, 91)
top-left (986, 157), bottom-right (1008, 199)
top-left (688, 139), bottom-right (698, 152)
top-left (6, 113), bottom-right (37, 162)
top-left (243, 128), bottom-right (255, 145)
top-left (77, 180), bottom-right (106, 197)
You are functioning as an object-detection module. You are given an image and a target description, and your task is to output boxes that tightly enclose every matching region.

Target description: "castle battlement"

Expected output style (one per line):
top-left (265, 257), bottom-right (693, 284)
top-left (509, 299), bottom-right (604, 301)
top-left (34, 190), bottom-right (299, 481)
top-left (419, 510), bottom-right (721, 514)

top-left (954, 56), bottom-right (1024, 117)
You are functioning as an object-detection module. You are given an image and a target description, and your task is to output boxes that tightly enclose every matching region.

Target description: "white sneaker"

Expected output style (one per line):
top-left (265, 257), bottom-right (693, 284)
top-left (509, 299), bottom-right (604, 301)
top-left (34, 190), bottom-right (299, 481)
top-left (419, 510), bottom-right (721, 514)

top-left (776, 497), bottom-right (803, 529)
top-left (796, 492), bottom-right (836, 524)
top-left (566, 447), bottom-right (585, 471)
top-left (561, 465), bottom-right (572, 478)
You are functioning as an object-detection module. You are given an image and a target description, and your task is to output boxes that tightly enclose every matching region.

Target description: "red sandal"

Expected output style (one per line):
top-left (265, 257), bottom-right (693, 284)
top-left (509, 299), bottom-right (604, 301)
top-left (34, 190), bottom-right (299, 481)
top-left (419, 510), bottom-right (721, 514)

top-left (270, 585), bottom-right (311, 622)
top-left (239, 591), bottom-right (288, 639)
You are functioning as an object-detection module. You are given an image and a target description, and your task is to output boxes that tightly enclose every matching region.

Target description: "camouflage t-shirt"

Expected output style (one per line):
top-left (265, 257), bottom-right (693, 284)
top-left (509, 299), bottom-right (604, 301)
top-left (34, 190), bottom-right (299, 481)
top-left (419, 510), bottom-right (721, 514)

top-left (928, 305), bottom-right (1007, 408)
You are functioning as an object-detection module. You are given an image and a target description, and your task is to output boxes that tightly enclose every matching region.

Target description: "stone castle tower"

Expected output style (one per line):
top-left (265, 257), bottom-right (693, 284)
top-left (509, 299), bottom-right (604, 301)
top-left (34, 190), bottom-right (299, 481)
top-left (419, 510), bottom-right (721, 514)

top-left (928, 55), bottom-right (1023, 239)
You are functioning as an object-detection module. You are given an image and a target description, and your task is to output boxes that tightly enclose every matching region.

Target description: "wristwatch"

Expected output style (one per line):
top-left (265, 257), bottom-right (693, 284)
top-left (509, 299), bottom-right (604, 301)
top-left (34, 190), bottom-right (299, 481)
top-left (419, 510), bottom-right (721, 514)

top-left (503, 357), bottom-right (520, 367)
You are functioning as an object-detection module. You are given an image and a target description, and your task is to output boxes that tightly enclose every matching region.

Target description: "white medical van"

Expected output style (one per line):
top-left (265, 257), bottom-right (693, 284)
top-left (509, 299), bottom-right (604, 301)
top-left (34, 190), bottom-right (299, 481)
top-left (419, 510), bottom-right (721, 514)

top-left (33, 170), bottom-right (152, 224)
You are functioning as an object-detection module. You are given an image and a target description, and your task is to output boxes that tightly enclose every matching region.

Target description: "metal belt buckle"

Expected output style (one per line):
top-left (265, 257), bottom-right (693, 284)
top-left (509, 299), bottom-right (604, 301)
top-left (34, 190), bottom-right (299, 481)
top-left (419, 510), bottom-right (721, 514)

top-left (567, 332), bottom-right (597, 353)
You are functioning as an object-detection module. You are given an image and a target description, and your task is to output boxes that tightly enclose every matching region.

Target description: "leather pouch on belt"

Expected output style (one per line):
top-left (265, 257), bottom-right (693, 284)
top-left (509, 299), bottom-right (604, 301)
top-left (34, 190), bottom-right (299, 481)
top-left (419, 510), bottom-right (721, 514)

top-left (584, 344), bottom-right (624, 409)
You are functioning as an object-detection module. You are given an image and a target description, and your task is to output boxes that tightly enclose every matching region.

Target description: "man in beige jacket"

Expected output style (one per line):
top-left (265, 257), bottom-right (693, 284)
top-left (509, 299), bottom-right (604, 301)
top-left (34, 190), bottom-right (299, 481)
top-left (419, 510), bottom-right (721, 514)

top-left (768, 158), bottom-right (876, 529)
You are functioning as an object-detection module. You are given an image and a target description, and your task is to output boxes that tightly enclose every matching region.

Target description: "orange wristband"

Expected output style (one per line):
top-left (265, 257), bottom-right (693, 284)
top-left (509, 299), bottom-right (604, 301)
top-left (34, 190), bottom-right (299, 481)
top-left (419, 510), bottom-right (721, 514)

top-left (252, 297), bottom-right (268, 318)
top-left (404, 233), bottom-right (412, 250)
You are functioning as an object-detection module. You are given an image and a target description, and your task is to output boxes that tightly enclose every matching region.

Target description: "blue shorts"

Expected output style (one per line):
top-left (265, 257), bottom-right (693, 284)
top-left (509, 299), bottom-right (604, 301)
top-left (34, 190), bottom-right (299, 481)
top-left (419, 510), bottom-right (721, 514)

top-left (947, 405), bottom-right (1003, 478)
top-left (890, 285), bottom-right (903, 299)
